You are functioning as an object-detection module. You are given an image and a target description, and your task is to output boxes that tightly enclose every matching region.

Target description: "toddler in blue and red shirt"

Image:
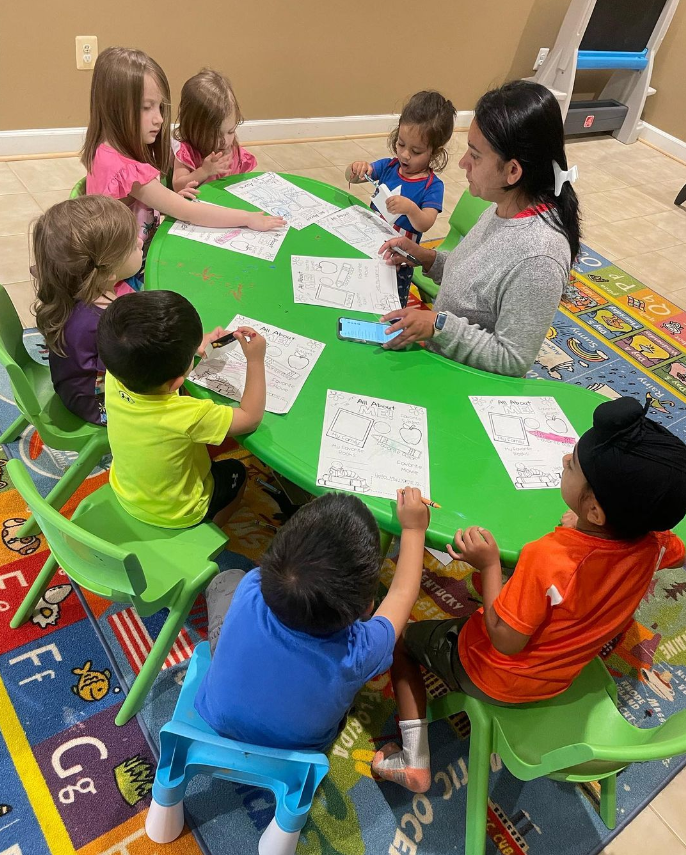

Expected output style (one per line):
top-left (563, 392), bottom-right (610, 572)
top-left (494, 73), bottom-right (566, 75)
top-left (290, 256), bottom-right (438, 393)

top-left (346, 91), bottom-right (455, 306)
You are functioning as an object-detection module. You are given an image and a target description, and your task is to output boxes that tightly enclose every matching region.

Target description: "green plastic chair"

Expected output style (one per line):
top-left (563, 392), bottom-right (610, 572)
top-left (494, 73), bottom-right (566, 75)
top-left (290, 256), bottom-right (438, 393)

top-left (70, 176), bottom-right (86, 198)
top-left (429, 657), bottom-right (686, 855)
top-left (413, 191), bottom-right (492, 301)
top-left (0, 285), bottom-right (110, 535)
top-left (7, 458), bottom-right (228, 725)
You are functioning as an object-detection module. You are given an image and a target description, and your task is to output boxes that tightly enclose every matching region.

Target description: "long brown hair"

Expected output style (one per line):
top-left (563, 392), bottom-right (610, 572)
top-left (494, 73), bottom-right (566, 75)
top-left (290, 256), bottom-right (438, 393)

top-left (174, 68), bottom-right (244, 158)
top-left (81, 47), bottom-right (172, 174)
top-left (33, 196), bottom-right (138, 357)
top-left (388, 90), bottom-right (456, 172)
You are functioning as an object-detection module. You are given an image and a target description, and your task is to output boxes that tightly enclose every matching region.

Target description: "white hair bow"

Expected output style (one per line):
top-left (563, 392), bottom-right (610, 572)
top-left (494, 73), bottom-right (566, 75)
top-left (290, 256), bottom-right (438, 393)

top-left (553, 161), bottom-right (579, 197)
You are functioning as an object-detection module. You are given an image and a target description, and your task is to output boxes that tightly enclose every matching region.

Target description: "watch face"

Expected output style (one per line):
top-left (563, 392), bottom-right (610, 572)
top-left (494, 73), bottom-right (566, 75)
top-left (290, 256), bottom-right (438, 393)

top-left (435, 313), bottom-right (447, 331)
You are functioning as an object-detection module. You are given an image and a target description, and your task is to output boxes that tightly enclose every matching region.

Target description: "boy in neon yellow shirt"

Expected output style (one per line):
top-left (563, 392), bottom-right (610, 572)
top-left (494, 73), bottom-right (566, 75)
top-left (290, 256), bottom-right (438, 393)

top-left (97, 290), bottom-right (266, 528)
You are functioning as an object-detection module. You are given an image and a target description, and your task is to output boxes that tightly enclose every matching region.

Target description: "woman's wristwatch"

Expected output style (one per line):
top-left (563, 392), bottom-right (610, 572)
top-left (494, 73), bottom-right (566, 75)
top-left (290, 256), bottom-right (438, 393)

top-left (433, 312), bottom-right (448, 334)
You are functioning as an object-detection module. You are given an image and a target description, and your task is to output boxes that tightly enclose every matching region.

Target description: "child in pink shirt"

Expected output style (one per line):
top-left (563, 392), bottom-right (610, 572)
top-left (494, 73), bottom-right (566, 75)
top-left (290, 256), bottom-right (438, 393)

top-left (172, 69), bottom-right (257, 193)
top-left (82, 48), bottom-right (285, 288)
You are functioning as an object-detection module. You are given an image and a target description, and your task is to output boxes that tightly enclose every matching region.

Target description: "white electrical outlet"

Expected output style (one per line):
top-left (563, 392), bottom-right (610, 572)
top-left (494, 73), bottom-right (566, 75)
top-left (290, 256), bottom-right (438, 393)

top-left (533, 47), bottom-right (550, 71)
top-left (76, 35), bottom-right (98, 70)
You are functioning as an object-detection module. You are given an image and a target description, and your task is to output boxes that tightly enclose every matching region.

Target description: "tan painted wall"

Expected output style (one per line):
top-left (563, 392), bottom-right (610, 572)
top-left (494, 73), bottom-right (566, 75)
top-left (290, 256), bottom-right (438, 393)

top-left (644, 1), bottom-right (686, 141)
top-left (0, 0), bottom-right (682, 140)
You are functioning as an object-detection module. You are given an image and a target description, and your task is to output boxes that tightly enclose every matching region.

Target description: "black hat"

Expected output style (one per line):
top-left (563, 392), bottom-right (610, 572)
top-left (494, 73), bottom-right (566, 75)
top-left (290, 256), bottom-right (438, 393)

top-left (577, 396), bottom-right (686, 537)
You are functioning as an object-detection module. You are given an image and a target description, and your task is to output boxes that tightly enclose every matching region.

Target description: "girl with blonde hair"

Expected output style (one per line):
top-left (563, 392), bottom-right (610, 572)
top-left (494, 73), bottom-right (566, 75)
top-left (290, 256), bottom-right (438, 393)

top-left (82, 48), bottom-right (284, 286)
top-left (172, 68), bottom-right (257, 192)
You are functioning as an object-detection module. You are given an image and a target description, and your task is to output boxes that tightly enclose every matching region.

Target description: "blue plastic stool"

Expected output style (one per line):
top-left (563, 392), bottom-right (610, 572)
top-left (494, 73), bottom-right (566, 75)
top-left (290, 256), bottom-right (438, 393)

top-left (145, 642), bottom-right (329, 854)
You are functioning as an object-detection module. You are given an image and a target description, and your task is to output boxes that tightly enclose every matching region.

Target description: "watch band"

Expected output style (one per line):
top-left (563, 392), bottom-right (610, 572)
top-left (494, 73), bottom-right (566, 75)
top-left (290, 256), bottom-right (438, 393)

top-left (434, 311), bottom-right (448, 332)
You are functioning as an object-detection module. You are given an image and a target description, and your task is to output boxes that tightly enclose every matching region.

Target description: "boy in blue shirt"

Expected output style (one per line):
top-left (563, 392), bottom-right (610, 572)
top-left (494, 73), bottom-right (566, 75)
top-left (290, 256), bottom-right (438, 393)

top-left (346, 90), bottom-right (455, 306)
top-left (195, 488), bottom-right (429, 751)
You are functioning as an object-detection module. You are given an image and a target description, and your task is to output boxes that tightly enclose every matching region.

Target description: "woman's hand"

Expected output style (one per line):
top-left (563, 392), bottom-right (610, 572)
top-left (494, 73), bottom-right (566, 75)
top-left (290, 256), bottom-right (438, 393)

top-left (378, 236), bottom-right (421, 268)
top-left (378, 307), bottom-right (437, 349)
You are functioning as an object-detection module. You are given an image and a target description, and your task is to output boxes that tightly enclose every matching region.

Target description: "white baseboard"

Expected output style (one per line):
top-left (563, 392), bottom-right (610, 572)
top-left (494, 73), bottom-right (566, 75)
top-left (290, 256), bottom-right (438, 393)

top-left (0, 111), bottom-right (475, 157)
top-left (638, 121), bottom-right (686, 164)
top-left (0, 127), bottom-right (87, 156)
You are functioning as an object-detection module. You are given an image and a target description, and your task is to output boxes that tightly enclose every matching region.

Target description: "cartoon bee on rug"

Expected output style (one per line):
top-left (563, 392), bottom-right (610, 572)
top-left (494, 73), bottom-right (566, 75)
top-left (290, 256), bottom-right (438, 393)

top-left (71, 661), bottom-right (112, 702)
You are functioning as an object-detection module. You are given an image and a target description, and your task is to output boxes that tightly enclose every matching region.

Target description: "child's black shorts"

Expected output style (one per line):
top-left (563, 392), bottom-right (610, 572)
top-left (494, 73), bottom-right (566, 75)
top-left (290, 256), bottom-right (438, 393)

top-left (403, 617), bottom-right (515, 707)
top-left (204, 459), bottom-right (247, 521)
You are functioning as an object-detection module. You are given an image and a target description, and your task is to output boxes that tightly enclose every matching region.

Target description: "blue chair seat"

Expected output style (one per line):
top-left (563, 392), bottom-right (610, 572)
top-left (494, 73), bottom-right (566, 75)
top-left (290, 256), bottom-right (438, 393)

top-left (146, 642), bottom-right (329, 853)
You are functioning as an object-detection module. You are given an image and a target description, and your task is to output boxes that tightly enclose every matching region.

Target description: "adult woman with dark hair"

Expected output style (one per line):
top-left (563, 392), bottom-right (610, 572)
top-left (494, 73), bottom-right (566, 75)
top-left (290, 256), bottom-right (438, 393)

top-left (378, 80), bottom-right (580, 377)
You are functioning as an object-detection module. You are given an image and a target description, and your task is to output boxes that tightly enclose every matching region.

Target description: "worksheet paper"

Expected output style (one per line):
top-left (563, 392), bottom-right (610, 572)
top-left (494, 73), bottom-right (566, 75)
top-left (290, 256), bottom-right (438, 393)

top-left (167, 215), bottom-right (288, 262)
top-left (317, 205), bottom-right (397, 259)
top-left (427, 548), bottom-right (453, 566)
top-left (189, 315), bottom-right (325, 414)
top-left (291, 255), bottom-right (400, 314)
top-left (225, 172), bottom-right (338, 230)
top-left (317, 390), bottom-right (429, 501)
top-left (469, 396), bottom-right (579, 490)
top-left (371, 183), bottom-right (402, 225)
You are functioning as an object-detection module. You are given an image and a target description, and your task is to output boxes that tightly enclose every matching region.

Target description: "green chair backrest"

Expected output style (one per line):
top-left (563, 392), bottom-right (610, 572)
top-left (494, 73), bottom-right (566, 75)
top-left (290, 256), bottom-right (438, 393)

top-left (477, 657), bottom-right (686, 779)
top-left (7, 458), bottom-right (146, 601)
top-left (441, 192), bottom-right (492, 253)
top-left (70, 177), bottom-right (86, 198)
top-left (0, 285), bottom-right (43, 419)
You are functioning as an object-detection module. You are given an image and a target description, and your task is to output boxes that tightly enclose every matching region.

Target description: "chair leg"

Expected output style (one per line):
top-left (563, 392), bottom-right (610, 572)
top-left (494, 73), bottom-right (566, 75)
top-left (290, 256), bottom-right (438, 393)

top-left (675, 183), bottom-right (686, 207)
top-left (19, 434), bottom-right (108, 536)
top-left (0, 413), bottom-right (29, 444)
top-left (115, 597), bottom-right (197, 726)
top-left (10, 554), bottom-right (59, 628)
top-left (258, 818), bottom-right (302, 855)
top-left (599, 774), bottom-right (617, 830)
top-left (464, 723), bottom-right (491, 855)
top-left (379, 529), bottom-right (393, 558)
top-left (145, 798), bottom-right (185, 844)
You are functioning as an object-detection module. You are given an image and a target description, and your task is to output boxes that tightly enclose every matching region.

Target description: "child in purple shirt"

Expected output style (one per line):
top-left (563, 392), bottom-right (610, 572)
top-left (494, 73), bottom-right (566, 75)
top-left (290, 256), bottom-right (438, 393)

top-left (34, 195), bottom-right (143, 425)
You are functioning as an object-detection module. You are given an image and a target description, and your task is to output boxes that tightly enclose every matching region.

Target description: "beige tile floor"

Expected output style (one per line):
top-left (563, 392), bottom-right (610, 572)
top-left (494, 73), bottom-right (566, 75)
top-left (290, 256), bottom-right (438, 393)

top-left (2, 132), bottom-right (686, 329)
top-left (2, 133), bottom-right (686, 852)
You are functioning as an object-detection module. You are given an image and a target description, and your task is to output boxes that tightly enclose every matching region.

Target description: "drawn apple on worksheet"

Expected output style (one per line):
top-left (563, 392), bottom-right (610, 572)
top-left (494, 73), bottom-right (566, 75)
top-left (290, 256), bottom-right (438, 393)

top-left (399, 422), bottom-right (422, 445)
top-left (288, 350), bottom-right (310, 370)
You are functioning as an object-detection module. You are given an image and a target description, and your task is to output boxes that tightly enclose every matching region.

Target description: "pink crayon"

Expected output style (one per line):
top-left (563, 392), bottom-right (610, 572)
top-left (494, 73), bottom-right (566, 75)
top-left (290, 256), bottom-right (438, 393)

top-left (528, 430), bottom-right (576, 445)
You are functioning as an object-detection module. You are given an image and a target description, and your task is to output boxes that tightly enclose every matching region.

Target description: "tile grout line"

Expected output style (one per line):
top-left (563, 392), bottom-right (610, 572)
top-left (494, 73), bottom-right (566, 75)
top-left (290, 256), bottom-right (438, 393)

top-left (5, 159), bottom-right (35, 195)
top-left (647, 805), bottom-right (686, 850)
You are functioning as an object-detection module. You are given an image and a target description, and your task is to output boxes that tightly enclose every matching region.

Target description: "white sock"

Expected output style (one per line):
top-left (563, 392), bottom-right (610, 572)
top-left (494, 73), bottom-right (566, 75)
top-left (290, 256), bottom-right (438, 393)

top-left (375, 718), bottom-right (430, 771)
top-left (399, 718), bottom-right (430, 768)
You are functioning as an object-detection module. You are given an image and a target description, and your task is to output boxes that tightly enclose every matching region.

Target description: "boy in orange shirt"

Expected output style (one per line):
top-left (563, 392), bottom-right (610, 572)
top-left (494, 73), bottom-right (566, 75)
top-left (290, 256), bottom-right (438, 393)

top-left (373, 396), bottom-right (686, 793)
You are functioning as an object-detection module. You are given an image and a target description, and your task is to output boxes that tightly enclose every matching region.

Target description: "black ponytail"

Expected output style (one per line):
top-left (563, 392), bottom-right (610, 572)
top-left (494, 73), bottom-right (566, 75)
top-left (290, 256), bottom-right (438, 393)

top-left (474, 80), bottom-right (581, 263)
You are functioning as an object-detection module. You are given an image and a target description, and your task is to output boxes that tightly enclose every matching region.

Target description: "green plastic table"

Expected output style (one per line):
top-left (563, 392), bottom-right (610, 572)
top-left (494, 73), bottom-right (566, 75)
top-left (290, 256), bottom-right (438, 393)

top-left (146, 173), bottom-right (603, 565)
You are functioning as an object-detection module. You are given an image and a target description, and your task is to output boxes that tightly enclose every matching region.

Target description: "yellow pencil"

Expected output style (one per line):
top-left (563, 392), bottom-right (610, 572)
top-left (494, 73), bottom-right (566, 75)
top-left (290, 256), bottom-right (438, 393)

top-left (400, 489), bottom-right (441, 509)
